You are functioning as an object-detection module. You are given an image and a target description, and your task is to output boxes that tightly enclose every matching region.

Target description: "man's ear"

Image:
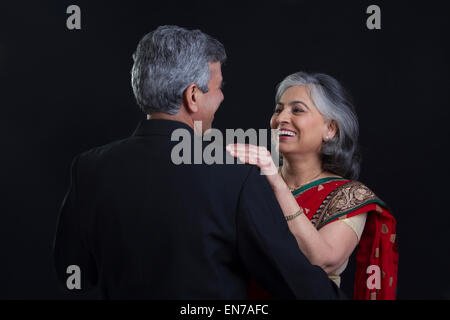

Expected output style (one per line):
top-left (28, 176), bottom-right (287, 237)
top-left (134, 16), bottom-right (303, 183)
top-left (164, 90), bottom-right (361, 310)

top-left (183, 84), bottom-right (200, 113)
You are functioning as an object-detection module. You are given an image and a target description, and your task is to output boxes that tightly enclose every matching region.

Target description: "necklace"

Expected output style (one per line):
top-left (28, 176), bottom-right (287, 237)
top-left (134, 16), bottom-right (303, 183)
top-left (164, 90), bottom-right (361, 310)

top-left (279, 167), bottom-right (324, 192)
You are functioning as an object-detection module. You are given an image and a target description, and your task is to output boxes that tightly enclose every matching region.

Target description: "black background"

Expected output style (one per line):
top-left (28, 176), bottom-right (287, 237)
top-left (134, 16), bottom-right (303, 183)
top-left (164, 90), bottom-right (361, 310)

top-left (1, 0), bottom-right (449, 299)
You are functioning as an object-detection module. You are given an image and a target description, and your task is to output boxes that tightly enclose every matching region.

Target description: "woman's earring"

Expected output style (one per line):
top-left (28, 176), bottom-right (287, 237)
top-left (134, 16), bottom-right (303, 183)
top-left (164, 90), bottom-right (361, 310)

top-left (324, 135), bottom-right (329, 142)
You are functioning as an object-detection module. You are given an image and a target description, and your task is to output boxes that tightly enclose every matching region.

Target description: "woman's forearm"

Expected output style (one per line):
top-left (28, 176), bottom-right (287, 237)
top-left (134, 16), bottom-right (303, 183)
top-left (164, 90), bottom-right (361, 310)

top-left (270, 175), bottom-right (335, 271)
top-left (226, 144), bottom-right (340, 272)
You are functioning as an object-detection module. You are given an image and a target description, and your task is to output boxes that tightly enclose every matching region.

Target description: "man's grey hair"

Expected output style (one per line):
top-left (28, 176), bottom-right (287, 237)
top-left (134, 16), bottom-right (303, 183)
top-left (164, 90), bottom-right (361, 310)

top-left (131, 25), bottom-right (226, 115)
top-left (276, 72), bottom-right (361, 180)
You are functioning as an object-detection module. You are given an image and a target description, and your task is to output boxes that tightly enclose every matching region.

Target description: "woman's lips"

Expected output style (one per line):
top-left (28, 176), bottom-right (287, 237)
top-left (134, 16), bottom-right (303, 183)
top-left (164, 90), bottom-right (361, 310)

top-left (279, 135), bottom-right (295, 141)
top-left (278, 129), bottom-right (297, 141)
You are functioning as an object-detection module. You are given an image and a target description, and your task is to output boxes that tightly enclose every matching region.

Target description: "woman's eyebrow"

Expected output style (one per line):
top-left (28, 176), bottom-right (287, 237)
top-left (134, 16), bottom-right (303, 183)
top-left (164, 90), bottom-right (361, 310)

top-left (289, 100), bottom-right (309, 109)
top-left (277, 100), bottom-right (309, 109)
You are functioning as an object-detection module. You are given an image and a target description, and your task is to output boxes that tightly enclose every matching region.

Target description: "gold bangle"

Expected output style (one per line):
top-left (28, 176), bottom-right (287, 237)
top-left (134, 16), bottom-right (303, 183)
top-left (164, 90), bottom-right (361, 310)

top-left (285, 208), bottom-right (303, 221)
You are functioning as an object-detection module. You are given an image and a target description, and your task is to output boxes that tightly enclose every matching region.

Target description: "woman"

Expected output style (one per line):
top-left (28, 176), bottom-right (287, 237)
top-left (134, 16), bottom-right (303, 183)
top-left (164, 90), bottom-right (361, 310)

top-left (226, 72), bottom-right (398, 300)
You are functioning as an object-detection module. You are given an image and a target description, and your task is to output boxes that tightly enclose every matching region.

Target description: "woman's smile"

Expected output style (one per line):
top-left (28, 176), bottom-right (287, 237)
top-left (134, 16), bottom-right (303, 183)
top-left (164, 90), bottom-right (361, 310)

top-left (278, 128), bottom-right (298, 141)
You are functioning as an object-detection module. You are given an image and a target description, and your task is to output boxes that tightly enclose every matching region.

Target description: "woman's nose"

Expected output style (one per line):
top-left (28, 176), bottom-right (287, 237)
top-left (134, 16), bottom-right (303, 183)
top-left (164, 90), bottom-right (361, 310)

top-left (277, 109), bottom-right (291, 124)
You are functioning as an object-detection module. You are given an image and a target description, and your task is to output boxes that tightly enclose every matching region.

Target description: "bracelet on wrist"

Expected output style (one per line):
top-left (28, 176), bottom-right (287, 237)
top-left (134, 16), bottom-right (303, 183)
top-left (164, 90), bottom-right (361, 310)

top-left (285, 207), bottom-right (303, 221)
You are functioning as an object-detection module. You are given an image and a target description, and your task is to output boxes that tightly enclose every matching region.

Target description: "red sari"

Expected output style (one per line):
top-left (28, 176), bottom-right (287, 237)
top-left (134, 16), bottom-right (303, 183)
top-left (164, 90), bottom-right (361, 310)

top-left (248, 177), bottom-right (398, 300)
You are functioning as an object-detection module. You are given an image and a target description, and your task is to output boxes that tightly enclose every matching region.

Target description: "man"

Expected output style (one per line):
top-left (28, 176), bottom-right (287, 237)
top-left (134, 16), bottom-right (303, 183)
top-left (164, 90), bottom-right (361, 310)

top-left (53, 25), bottom-right (345, 299)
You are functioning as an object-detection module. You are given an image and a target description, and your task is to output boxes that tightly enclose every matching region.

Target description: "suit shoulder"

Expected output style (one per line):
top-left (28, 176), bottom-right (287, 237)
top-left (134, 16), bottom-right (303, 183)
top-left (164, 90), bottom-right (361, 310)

top-left (78, 137), bottom-right (136, 162)
top-left (70, 137), bottom-right (139, 177)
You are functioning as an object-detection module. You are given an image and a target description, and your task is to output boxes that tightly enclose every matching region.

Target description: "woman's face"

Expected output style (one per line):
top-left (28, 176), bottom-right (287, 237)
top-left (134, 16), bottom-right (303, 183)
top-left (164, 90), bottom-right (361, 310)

top-left (270, 85), bottom-right (334, 156)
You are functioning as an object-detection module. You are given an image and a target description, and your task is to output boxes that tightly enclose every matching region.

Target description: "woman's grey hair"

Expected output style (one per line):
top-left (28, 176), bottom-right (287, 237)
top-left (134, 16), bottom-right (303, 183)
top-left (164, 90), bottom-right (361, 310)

top-left (131, 25), bottom-right (226, 115)
top-left (276, 72), bottom-right (361, 180)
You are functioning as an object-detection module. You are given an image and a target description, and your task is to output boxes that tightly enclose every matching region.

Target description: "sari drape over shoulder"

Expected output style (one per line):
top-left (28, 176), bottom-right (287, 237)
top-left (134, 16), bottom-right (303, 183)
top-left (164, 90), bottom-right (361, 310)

top-left (248, 177), bottom-right (398, 300)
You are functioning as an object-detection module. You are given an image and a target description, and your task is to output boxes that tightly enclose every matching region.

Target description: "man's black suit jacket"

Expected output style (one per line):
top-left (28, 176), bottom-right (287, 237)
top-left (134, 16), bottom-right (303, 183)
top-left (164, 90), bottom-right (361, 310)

top-left (53, 119), bottom-right (344, 299)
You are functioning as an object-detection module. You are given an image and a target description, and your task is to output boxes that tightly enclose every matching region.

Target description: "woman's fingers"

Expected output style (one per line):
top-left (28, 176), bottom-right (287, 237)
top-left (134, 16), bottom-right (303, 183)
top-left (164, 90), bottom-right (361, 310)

top-left (235, 151), bottom-right (256, 164)
top-left (226, 144), bottom-right (273, 167)
top-left (225, 144), bottom-right (278, 175)
top-left (227, 149), bottom-right (256, 165)
top-left (227, 144), bottom-right (269, 157)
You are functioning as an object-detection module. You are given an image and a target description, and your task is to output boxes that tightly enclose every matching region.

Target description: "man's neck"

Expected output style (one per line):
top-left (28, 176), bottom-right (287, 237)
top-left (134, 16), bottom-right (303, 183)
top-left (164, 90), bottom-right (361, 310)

top-left (147, 112), bottom-right (195, 130)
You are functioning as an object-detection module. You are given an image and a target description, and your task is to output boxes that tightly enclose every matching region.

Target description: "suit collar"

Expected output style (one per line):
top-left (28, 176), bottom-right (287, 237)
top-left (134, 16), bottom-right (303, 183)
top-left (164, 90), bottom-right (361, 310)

top-left (132, 119), bottom-right (194, 137)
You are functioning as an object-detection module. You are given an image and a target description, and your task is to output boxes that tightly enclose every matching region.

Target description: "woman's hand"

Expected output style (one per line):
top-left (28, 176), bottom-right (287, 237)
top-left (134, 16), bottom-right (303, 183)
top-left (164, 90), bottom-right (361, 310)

top-left (226, 143), bottom-right (285, 189)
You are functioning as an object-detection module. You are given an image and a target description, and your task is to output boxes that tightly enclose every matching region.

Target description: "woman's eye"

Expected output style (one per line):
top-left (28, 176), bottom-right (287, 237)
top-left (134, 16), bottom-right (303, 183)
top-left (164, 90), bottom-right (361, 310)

top-left (274, 108), bottom-right (282, 114)
top-left (293, 108), bottom-right (304, 113)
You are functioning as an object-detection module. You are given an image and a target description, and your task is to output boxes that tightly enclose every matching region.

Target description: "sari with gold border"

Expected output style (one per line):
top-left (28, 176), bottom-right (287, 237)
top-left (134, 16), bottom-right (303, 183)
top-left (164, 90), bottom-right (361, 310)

top-left (248, 177), bottom-right (398, 300)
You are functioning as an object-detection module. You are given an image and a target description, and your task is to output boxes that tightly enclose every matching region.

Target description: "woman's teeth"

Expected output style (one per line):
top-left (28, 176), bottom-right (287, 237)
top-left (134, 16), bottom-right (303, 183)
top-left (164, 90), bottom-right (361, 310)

top-left (279, 130), bottom-right (296, 137)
